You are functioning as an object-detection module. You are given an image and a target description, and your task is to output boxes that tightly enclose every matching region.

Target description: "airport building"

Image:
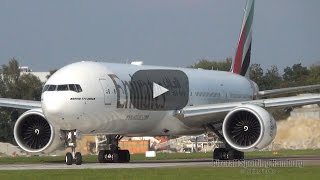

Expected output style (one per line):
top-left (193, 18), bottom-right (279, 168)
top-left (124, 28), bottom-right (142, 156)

top-left (19, 66), bottom-right (50, 83)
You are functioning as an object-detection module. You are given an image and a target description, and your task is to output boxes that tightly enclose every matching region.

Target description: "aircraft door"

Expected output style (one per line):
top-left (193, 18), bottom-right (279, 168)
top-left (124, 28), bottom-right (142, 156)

top-left (99, 78), bottom-right (116, 106)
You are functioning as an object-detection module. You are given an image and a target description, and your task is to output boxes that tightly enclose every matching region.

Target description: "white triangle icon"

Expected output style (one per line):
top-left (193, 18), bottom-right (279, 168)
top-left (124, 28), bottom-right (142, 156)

top-left (153, 82), bottom-right (169, 98)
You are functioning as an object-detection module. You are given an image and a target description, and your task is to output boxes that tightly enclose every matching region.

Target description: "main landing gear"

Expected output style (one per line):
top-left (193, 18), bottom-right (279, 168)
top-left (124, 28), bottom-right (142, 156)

top-left (64, 130), bottom-right (82, 165)
top-left (207, 124), bottom-right (244, 161)
top-left (98, 135), bottom-right (130, 163)
top-left (213, 148), bottom-right (244, 160)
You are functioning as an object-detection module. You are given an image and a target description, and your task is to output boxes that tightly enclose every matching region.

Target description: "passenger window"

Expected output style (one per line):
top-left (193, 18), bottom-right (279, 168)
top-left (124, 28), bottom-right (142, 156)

top-left (75, 84), bottom-right (82, 92)
top-left (69, 84), bottom-right (77, 92)
top-left (47, 85), bottom-right (57, 91)
top-left (57, 85), bottom-right (69, 91)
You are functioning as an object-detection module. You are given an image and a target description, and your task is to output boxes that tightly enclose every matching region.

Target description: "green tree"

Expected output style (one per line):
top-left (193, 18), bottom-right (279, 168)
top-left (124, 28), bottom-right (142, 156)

top-left (0, 58), bottom-right (43, 143)
top-left (249, 63), bottom-right (264, 88)
top-left (190, 58), bottom-right (232, 71)
top-left (262, 65), bottom-right (282, 90)
top-left (307, 64), bottom-right (320, 93)
top-left (18, 74), bottom-right (43, 100)
top-left (282, 63), bottom-right (309, 87)
top-left (1, 58), bottom-right (21, 99)
top-left (307, 64), bottom-right (320, 84)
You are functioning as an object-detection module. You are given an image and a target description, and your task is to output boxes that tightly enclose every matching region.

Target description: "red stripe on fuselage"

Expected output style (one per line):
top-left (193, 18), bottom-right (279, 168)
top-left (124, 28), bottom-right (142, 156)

top-left (233, 25), bottom-right (247, 74)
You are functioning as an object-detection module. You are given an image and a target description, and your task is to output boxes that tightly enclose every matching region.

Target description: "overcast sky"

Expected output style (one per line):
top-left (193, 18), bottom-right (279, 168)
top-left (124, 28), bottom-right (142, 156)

top-left (0, 0), bottom-right (319, 72)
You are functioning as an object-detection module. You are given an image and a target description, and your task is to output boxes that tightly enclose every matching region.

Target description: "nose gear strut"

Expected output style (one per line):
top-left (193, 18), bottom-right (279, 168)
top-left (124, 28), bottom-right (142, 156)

top-left (63, 130), bottom-right (82, 165)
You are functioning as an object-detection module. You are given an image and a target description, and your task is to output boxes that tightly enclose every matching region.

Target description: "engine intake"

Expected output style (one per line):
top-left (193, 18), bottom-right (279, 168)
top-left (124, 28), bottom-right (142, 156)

top-left (222, 104), bottom-right (277, 152)
top-left (14, 109), bottom-right (55, 153)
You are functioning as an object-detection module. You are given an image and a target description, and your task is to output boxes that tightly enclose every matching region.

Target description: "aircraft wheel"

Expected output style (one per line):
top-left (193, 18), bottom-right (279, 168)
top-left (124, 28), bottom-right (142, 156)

top-left (98, 150), bottom-right (107, 163)
top-left (213, 148), bottom-right (222, 160)
top-left (118, 150), bottom-right (125, 163)
top-left (221, 149), bottom-right (228, 160)
top-left (124, 150), bottom-right (130, 163)
top-left (75, 152), bottom-right (82, 165)
top-left (112, 152), bottom-right (120, 163)
top-left (105, 150), bottom-right (113, 162)
top-left (227, 150), bottom-right (234, 160)
top-left (65, 152), bottom-right (73, 165)
top-left (236, 151), bottom-right (244, 160)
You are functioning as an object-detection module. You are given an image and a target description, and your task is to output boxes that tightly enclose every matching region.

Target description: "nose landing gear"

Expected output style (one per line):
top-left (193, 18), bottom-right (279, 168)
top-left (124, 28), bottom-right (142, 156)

top-left (64, 130), bottom-right (82, 165)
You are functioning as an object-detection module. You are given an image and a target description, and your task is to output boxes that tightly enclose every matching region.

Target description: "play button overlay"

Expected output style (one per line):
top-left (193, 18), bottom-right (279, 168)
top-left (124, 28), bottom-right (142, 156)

top-left (153, 82), bottom-right (169, 98)
top-left (130, 69), bottom-right (189, 110)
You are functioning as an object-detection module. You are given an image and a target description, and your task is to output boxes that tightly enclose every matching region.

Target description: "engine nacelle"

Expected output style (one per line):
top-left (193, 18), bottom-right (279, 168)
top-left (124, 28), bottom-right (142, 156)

top-left (222, 104), bottom-right (277, 152)
top-left (14, 109), bottom-right (64, 153)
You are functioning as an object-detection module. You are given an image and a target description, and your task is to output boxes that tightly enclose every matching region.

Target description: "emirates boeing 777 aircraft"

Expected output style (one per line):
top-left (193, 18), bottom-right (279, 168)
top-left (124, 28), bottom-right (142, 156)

top-left (1, 0), bottom-right (320, 165)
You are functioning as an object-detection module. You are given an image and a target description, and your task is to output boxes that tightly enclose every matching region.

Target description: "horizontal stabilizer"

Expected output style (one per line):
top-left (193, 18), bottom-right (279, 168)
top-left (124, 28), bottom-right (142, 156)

top-left (258, 84), bottom-right (320, 97)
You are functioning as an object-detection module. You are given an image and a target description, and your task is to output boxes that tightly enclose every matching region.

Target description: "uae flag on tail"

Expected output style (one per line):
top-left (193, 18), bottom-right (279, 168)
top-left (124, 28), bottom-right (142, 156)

top-left (231, 0), bottom-right (254, 77)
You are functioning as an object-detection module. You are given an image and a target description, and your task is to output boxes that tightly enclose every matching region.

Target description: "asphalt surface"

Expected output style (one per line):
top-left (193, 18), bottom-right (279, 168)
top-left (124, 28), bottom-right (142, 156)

top-left (0, 156), bottom-right (319, 170)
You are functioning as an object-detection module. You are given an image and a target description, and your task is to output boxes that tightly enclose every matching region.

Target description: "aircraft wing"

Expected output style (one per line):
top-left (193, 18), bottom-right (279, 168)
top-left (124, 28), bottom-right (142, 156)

top-left (258, 84), bottom-right (320, 98)
top-left (177, 94), bottom-right (320, 120)
top-left (0, 98), bottom-right (41, 109)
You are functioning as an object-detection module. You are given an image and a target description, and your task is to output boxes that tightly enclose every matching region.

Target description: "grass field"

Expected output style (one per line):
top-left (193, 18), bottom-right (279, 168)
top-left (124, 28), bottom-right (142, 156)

top-left (0, 149), bottom-right (320, 164)
top-left (0, 166), bottom-right (319, 180)
top-left (0, 149), bottom-right (319, 179)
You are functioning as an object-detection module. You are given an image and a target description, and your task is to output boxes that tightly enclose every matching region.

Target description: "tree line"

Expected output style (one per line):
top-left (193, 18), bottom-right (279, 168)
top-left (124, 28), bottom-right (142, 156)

top-left (0, 58), bottom-right (319, 143)
top-left (191, 58), bottom-right (320, 91)
top-left (0, 58), bottom-right (43, 143)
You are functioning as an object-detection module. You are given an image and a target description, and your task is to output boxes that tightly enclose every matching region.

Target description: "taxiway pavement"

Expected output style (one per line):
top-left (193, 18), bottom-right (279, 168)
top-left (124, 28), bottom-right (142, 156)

top-left (0, 156), bottom-right (319, 170)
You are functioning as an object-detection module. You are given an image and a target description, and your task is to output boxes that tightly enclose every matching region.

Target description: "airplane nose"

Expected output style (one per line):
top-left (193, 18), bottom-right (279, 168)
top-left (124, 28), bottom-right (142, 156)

top-left (41, 91), bottom-right (86, 130)
top-left (41, 92), bottom-right (65, 118)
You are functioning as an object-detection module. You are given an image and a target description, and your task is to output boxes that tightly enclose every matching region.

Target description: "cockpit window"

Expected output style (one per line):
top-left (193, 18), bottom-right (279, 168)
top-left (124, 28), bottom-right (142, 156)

top-left (68, 84), bottom-right (77, 92)
top-left (57, 84), bottom-right (69, 91)
top-left (42, 85), bottom-right (50, 92)
top-left (43, 84), bottom-right (82, 93)
top-left (47, 85), bottom-right (57, 91)
top-left (75, 84), bottom-right (82, 92)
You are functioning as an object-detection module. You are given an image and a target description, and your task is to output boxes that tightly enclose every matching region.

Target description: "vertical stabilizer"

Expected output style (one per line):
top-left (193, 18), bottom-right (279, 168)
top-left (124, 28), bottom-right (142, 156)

top-left (231, 0), bottom-right (255, 77)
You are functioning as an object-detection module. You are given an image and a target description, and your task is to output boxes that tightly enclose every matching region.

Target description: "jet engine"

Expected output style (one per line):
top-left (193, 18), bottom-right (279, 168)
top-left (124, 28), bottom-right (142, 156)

top-left (222, 104), bottom-right (277, 152)
top-left (14, 109), bottom-right (63, 153)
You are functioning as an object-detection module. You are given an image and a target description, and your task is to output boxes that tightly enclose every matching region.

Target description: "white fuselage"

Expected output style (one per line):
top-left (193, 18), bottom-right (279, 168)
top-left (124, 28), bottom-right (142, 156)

top-left (41, 61), bottom-right (256, 136)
